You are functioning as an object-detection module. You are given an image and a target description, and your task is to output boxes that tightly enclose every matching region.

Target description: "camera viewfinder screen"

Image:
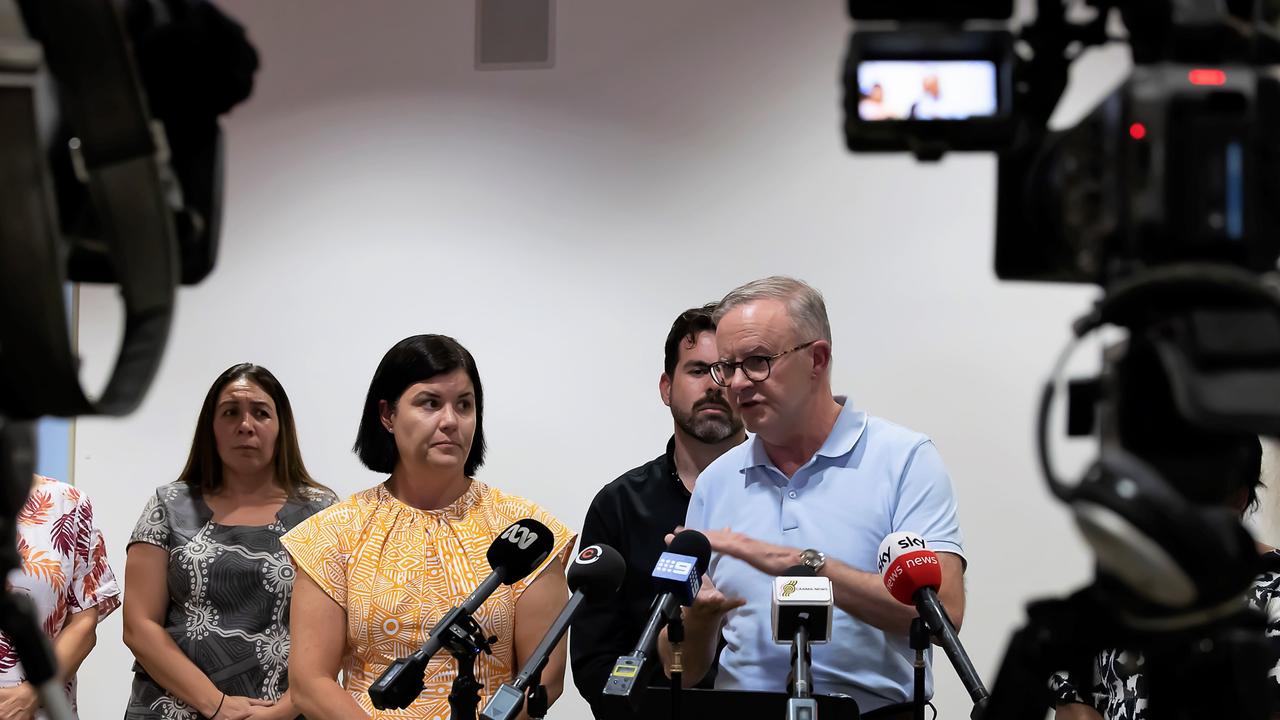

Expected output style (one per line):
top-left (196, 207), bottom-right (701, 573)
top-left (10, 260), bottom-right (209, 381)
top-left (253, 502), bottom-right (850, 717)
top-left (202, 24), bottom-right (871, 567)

top-left (856, 61), bottom-right (998, 121)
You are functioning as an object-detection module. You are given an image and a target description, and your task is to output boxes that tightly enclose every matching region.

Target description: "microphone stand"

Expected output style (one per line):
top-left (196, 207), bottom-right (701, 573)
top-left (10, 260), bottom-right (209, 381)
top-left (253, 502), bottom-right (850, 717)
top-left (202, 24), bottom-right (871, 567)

top-left (668, 613), bottom-right (684, 720)
top-left (439, 614), bottom-right (497, 720)
top-left (448, 652), bottom-right (483, 720)
top-left (909, 617), bottom-right (929, 720)
top-left (786, 624), bottom-right (819, 720)
top-left (525, 666), bottom-right (549, 720)
top-left (916, 591), bottom-right (989, 713)
top-left (370, 601), bottom-right (501, 712)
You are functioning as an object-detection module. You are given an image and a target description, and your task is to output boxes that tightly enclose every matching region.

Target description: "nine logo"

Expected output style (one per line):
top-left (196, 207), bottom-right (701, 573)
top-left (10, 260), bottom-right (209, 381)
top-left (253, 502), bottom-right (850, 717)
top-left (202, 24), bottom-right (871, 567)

top-left (654, 555), bottom-right (695, 577)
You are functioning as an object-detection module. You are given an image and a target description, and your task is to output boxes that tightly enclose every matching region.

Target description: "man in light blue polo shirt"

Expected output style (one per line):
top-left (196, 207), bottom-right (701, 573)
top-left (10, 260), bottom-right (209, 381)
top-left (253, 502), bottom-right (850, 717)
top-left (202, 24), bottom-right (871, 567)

top-left (658, 276), bottom-right (967, 717)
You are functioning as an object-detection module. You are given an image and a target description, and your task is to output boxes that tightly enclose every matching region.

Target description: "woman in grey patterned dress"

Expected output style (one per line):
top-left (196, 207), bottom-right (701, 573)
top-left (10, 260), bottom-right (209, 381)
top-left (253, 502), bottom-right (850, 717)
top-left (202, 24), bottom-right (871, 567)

top-left (123, 364), bottom-right (336, 720)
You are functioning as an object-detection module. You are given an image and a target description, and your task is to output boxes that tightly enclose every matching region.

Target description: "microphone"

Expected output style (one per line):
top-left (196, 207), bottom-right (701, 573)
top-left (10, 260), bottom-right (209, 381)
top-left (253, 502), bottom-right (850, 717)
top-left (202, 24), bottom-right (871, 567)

top-left (877, 531), bottom-right (989, 712)
top-left (771, 565), bottom-right (831, 718)
top-left (771, 565), bottom-right (833, 645)
top-left (600, 529), bottom-right (712, 707)
top-left (480, 543), bottom-right (626, 720)
top-left (369, 519), bottom-right (555, 710)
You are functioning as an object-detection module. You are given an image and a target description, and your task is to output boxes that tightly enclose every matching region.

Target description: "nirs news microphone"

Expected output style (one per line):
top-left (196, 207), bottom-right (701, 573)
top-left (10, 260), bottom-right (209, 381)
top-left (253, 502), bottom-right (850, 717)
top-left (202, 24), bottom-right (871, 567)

top-left (878, 531), bottom-right (989, 716)
top-left (368, 519), bottom-right (554, 711)
top-left (481, 543), bottom-right (626, 720)
top-left (600, 529), bottom-right (712, 708)
top-left (772, 565), bottom-right (832, 720)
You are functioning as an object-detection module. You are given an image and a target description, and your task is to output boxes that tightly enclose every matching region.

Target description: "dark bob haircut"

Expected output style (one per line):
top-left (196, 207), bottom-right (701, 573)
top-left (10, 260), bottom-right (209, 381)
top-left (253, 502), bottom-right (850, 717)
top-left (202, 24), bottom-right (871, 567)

top-left (180, 363), bottom-right (328, 498)
top-left (353, 334), bottom-right (486, 477)
top-left (663, 303), bottom-right (719, 378)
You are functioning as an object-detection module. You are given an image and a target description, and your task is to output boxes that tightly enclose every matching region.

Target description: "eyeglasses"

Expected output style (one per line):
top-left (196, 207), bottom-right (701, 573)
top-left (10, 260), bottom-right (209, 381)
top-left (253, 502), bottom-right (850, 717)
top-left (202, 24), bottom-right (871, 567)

top-left (708, 341), bottom-right (818, 387)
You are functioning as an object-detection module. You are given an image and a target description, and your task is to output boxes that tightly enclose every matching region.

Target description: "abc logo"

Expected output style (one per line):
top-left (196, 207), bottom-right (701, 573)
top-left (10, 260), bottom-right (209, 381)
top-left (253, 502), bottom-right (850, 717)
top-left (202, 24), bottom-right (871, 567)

top-left (500, 523), bottom-right (539, 550)
top-left (576, 544), bottom-right (603, 565)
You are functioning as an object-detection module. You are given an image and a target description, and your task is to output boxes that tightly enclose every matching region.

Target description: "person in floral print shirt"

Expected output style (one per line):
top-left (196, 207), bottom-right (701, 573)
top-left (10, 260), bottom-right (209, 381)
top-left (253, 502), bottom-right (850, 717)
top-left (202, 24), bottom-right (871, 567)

top-left (0, 475), bottom-right (121, 720)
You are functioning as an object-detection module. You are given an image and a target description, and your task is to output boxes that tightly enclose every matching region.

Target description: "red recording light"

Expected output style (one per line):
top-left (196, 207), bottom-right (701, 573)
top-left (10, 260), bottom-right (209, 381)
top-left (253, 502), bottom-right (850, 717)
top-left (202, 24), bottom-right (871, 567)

top-left (1129, 123), bottom-right (1147, 141)
top-left (1188, 68), bottom-right (1227, 86)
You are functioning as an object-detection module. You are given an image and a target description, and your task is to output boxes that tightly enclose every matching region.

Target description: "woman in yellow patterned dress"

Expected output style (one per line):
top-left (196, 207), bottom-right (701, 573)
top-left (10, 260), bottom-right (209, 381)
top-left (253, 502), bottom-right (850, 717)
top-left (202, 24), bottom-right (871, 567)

top-left (283, 335), bottom-right (576, 720)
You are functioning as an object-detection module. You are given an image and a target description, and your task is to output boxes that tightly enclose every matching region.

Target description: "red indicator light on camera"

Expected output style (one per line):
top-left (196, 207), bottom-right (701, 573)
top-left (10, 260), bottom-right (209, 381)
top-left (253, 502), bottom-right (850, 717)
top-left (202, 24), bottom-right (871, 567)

top-left (1188, 68), bottom-right (1226, 86)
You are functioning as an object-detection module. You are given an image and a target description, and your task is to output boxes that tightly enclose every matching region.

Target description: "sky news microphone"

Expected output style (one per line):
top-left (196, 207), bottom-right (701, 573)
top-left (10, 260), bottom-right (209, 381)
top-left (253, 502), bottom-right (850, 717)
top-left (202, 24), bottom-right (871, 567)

top-left (600, 529), bottom-right (712, 707)
top-left (369, 519), bottom-right (555, 710)
top-left (877, 531), bottom-right (989, 711)
top-left (481, 543), bottom-right (626, 720)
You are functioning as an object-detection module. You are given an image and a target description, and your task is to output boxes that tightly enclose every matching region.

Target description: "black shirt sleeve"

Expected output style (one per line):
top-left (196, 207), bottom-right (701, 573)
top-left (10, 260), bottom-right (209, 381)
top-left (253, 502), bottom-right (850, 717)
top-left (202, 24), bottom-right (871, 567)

top-left (570, 447), bottom-right (716, 718)
top-left (570, 487), bottom-right (632, 716)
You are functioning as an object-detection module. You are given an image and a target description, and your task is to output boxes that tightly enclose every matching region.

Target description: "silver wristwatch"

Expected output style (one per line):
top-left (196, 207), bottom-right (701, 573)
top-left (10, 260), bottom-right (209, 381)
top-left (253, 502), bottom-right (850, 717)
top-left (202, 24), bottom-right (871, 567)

top-left (799, 548), bottom-right (826, 573)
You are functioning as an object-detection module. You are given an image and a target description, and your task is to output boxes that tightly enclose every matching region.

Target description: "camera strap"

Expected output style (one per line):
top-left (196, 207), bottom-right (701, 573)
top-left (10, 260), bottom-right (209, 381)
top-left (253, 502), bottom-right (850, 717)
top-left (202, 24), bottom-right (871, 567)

top-left (0, 0), bottom-right (177, 419)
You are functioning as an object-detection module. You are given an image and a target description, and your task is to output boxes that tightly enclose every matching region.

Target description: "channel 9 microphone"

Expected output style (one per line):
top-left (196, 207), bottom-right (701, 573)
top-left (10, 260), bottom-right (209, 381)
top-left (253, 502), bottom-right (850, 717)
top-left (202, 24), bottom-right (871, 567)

top-left (481, 543), bottom-right (626, 720)
top-left (600, 529), bottom-right (712, 708)
top-left (877, 531), bottom-right (989, 713)
top-left (369, 519), bottom-right (554, 710)
top-left (772, 565), bottom-right (832, 720)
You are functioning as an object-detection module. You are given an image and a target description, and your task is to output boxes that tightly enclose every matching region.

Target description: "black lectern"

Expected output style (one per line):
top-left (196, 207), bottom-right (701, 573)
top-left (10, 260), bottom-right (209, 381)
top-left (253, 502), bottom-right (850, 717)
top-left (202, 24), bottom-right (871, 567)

top-left (639, 687), bottom-right (860, 720)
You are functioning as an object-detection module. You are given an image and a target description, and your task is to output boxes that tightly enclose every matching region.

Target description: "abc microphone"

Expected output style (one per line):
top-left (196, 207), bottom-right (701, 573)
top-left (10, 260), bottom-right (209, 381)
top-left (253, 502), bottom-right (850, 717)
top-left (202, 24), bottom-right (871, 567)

top-left (877, 531), bottom-right (989, 714)
top-left (772, 565), bottom-right (832, 720)
top-left (369, 519), bottom-right (554, 710)
top-left (481, 543), bottom-right (627, 720)
top-left (600, 529), bottom-right (712, 709)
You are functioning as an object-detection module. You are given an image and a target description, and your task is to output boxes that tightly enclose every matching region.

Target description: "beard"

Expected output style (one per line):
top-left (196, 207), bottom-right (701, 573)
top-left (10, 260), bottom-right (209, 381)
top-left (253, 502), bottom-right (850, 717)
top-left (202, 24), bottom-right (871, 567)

top-left (672, 396), bottom-right (744, 444)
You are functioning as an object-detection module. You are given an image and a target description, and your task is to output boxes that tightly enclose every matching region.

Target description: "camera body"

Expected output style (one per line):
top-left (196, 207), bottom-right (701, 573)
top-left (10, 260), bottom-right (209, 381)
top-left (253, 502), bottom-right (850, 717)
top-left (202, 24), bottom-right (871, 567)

top-left (843, 0), bottom-right (1280, 285)
top-left (997, 62), bottom-right (1280, 283)
top-left (843, 6), bottom-right (1280, 716)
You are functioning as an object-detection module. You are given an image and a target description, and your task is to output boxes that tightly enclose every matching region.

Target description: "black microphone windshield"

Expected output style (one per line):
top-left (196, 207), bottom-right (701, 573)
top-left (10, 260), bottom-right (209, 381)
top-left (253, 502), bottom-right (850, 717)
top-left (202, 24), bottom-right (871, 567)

top-left (781, 564), bottom-right (815, 577)
top-left (487, 519), bottom-right (554, 584)
top-left (668, 529), bottom-right (712, 574)
top-left (567, 543), bottom-right (626, 597)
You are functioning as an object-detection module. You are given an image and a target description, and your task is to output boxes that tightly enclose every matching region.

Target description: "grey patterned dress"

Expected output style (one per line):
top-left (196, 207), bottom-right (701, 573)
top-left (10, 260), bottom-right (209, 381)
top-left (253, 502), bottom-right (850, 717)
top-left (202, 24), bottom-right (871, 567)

top-left (124, 481), bottom-right (336, 720)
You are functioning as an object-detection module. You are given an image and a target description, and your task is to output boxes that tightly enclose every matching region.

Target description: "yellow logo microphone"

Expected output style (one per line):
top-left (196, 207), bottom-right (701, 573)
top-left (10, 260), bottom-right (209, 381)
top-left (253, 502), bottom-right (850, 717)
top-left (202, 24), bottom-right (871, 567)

top-left (771, 567), bottom-right (832, 645)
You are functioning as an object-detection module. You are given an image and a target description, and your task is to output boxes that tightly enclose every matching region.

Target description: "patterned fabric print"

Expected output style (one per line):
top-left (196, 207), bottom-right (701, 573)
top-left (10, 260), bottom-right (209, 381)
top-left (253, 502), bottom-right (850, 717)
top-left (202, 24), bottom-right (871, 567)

top-left (124, 482), bottom-right (336, 719)
top-left (1251, 561), bottom-right (1280, 694)
top-left (281, 481), bottom-right (576, 720)
top-left (0, 477), bottom-right (122, 716)
top-left (1053, 551), bottom-right (1280, 719)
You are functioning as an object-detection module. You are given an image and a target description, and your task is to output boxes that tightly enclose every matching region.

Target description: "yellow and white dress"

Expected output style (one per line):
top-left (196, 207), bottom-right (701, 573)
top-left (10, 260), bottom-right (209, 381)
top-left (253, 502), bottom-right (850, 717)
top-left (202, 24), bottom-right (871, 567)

top-left (282, 481), bottom-right (575, 720)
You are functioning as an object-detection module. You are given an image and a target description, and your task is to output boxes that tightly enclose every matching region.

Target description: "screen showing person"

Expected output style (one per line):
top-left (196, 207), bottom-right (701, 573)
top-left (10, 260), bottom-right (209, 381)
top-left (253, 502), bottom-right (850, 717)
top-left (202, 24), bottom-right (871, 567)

top-left (856, 60), bottom-right (998, 121)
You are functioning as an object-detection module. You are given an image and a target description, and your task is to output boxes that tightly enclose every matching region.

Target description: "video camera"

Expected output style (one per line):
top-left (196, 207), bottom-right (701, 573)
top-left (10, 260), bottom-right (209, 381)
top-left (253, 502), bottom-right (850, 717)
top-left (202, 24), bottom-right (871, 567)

top-left (0, 3), bottom-right (256, 718)
top-left (844, 2), bottom-right (1280, 718)
top-left (843, 0), bottom-right (1280, 284)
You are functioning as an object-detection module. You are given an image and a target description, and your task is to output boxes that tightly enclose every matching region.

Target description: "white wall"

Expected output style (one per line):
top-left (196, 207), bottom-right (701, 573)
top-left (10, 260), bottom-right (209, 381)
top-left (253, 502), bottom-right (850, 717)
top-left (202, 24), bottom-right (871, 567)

top-left (71, 2), bottom-right (1141, 718)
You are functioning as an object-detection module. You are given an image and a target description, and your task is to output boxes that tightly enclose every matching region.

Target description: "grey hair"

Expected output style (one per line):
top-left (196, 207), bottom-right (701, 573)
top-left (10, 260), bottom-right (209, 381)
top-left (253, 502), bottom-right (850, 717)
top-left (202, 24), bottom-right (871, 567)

top-left (713, 276), bottom-right (832, 343)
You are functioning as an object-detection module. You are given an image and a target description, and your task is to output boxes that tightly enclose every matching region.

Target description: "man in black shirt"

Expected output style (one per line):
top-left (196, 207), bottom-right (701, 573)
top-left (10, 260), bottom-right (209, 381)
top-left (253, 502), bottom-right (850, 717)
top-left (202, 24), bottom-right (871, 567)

top-left (570, 304), bottom-right (746, 718)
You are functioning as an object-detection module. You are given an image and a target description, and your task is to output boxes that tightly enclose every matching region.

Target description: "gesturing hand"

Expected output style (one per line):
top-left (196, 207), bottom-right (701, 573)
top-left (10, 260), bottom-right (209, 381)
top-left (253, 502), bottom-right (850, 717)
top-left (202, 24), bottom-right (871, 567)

top-left (663, 527), bottom-right (746, 622)
top-left (698, 527), bottom-right (803, 578)
top-left (685, 572), bottom-right (746, 622)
